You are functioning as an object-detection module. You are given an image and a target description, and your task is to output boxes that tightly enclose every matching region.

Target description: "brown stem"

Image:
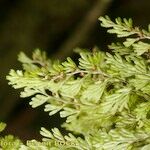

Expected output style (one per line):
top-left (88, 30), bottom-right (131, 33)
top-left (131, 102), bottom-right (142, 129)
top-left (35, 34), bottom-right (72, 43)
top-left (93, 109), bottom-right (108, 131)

top-left (52, 0), bottom-right (113, 60)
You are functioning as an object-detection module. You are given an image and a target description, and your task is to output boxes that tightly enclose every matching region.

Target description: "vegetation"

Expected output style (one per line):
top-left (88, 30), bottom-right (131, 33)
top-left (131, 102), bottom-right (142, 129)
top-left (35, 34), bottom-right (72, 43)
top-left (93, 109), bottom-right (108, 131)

top-left (1, 16), bottom-right (150, 149)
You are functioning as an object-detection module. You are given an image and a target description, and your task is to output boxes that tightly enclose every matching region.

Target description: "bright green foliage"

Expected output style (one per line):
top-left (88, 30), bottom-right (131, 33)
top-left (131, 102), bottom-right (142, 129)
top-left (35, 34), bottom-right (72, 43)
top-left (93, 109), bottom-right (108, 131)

top-left (1, 16), bottom-right (150, 149)
top-left (0, 123), bottom-right (6, 133)
top-left (0, 122), bottom-right (22, 150)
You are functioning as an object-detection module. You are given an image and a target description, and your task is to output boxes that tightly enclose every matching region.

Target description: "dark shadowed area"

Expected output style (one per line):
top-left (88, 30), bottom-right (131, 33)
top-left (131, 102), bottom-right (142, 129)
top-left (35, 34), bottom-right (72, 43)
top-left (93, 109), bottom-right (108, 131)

top-left (0, 0), bottom-right (149, 141)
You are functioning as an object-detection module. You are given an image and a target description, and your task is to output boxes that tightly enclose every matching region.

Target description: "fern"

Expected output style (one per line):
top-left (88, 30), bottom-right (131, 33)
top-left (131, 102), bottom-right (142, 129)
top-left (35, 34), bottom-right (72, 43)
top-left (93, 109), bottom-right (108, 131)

top-left (1, 16), bottom-right (149, 149)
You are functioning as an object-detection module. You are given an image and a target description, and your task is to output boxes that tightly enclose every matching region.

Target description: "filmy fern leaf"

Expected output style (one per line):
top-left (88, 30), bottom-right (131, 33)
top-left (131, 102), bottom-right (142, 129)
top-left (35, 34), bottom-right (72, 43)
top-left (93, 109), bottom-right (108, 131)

top-left (4, 16), bottom-right (150, 149)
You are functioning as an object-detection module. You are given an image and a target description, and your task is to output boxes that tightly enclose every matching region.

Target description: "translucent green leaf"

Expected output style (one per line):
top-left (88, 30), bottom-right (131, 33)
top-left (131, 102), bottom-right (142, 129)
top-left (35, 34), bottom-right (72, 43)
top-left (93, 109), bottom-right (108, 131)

top-left (123, 38), bottom-right (138, 47)
top-left (44, 104), bottom-right (63, 116)
top-left (0, 122), bottom-right (6, 132)
top-left (133, 41), bottom-right (150, 55)
top-left (30, 94), bottom-right (49, 108)
top-left (102, 88), bottom-right (131, 114)
top-left (81, 80), bottom-right (107, 103)
top-left (51, 128), bottom-right (65, 142)
top-left (141, 144), bottom-right (150, 150)
top-left (62, 57), bottom-right (77, 73)
top-left (60, 79), bottom-right (82, 98)
top-left (40, 127), bottom-right (54, 139)
top-left (60, 108), bottom-right (78, 118)
top-left (18, 52), bottom-right (33, 64)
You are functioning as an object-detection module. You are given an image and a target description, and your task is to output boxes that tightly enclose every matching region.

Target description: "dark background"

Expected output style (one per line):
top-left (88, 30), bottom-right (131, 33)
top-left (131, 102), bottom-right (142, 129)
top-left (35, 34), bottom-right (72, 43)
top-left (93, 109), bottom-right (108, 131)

top-left (0, 0), bottom-right (149, 141)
